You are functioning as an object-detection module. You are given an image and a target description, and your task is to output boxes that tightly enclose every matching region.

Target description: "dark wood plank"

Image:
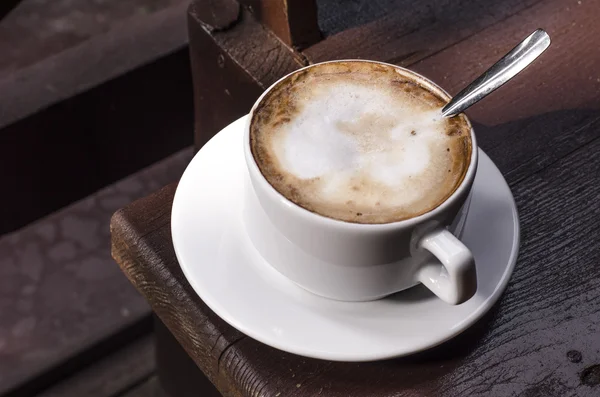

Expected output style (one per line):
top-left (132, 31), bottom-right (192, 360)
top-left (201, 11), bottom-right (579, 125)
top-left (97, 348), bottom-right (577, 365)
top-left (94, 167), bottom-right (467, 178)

top-left (35, 334), bottom-right (155, 397)
top-left (111, 184), bottom-right (245, 396)
top-left (405, 0), bottom-right (600, 186)
top-left (1, 3), bottom-right (191, 233)
top-left (316, 0), bottom-right (409, 37)
top-left (478, 110), bottom-right (600, 186)
top-left (1, 1), bottom-right (192, 234)
top-left (238, 0), bottom-right (322, 48)
top-left (304, 0), bottom-right (542, 65)
top-left (112, 0), bottom-right (600, 395)
top-left (0, 149), bottom-right (192, 396)
top-left (0, 1), bottom-right (187, 77)
top-left (188, 2), bottom-right (303, 150)
top-left (410, 0), bottom-right (600, 126)
top-left (189, 0), bottom-right (240, 32)
top-left (111, 122), bottom-right (600, 397)
top-left (0, 47), bottom-right (193, 235)
top-left (214, 132), bottom-right (600, 397)
top-left (0, 2), bottom-right (188, 129)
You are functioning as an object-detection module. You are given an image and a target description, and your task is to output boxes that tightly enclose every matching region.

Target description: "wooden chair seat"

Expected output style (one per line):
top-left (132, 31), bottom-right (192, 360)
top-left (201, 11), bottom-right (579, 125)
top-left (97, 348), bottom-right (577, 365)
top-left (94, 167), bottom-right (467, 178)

top-left (111, 0), bottom-right (600, 395)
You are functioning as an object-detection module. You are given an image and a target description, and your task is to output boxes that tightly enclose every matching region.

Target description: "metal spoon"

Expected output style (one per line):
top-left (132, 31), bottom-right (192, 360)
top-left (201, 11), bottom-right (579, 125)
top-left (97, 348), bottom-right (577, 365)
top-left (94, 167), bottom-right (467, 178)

top-left (441, 29), bottom-right (551, 118)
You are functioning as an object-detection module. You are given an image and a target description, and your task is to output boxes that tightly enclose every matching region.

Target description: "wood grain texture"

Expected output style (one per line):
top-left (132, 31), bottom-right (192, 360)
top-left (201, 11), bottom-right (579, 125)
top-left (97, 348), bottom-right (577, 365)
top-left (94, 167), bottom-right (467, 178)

top-left (111, 0), bottom-right (600, 395)
top-left (110, 117), bottom-right (600, 397)
top-left (190, 0), bottom-right (239, 32)
top-left (111, 185), bottom-right (246, 396)
top-left (410, 0), bottom-right (600, 126)
top-left (189, 2), bottom-right (304, 90)
top-left (0, 0), bottom-right (186, 77)
top-left (213, 119), bottom-right (600, 397)
top-left (476, 110), bottom-right (600, 187)
top-left (0, 149), bottom-right (192, 395)
top-left (304, 0), bottom-right (542, 65)
top-left (188, 4), bottom-right (303, 150)
top-left (238, 0), bottom-right (322, 48)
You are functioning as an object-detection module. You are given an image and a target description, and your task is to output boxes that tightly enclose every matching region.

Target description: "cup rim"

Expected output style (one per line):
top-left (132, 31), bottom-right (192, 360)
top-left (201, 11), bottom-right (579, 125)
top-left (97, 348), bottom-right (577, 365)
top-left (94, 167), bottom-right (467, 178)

top-left (244, 59), bottom-right (478, 231)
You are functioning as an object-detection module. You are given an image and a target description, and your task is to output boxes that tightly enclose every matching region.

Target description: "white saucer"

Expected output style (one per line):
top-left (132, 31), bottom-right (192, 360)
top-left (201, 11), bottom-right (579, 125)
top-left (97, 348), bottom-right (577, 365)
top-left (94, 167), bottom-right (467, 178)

top-left (172, 116), bottom-right (520, 362)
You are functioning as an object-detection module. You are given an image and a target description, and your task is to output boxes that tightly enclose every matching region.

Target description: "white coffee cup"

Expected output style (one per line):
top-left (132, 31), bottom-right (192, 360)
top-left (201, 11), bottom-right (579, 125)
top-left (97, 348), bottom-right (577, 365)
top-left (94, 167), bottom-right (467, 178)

top-left (242, 60), bottom-right (478, 305)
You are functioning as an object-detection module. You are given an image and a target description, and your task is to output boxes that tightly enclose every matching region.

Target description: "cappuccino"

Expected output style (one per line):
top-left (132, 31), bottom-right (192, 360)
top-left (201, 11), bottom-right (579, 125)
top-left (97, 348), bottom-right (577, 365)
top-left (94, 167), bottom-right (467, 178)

top-left (250, 61), bottom-right (472, 224)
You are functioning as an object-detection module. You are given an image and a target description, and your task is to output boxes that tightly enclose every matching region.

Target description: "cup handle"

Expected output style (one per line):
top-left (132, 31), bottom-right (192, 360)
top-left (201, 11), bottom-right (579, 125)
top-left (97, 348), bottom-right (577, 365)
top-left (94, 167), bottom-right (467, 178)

top-left (415, 228), bottom-right (477, 305)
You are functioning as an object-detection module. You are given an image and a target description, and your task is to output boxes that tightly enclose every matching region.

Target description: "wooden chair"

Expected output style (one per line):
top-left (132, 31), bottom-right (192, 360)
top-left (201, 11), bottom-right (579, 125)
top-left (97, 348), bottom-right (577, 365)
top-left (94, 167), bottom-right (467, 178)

top-left (112, 0), bottom-right (600, 395)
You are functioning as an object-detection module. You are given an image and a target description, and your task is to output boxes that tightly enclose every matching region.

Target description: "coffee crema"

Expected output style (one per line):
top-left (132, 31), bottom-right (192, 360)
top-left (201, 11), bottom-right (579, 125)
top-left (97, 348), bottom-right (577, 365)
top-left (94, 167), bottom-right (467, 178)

top-left (250, 61), bottom-right (472, 224)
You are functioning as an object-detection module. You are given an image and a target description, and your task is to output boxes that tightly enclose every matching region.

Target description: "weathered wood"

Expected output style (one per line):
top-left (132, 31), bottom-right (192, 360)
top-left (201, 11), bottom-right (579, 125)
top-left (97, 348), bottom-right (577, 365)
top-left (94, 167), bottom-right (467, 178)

top-left (111, 0), bottom-right (600, 395)
top-left (238, 0), bottom-right (322, 49)
top-left (35, 334), bottom-right (155, 397)
top-left (111, 122), bottom-right (600, 397)
top-left (410, 0), bottom-right (600, 126)
top-left (405, 0), bottom-right (600, 186)
top-left (214, 118), bottom-right (600, 397)
top-left (476, 109), bottom-right (600, 187)
top-left (315, 0), bottom-right (410, 37)
top-left (0, 149), bottom-right (192, 396)
top-left (111, 184), bottom-right (245, 396)
top-left (187, 3), bottom-right (303, 150)
top-left (190, 0), bottom-right (239, 32)
top-left (304, 0), bottom-right (542, 65)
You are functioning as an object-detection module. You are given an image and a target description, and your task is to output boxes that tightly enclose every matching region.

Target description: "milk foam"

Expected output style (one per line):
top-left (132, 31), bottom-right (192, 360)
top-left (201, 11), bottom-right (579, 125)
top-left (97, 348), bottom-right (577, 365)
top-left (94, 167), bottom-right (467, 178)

top-left (272, 84), bottom-right (451, 210)
top-left (250, 61), bottom-right (471, 223)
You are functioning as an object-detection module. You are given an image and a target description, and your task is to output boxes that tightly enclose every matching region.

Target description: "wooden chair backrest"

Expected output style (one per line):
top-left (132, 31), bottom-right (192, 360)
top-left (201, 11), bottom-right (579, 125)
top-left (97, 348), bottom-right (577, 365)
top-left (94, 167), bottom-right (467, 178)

top-left (237, 0), bottom-right (321, 48)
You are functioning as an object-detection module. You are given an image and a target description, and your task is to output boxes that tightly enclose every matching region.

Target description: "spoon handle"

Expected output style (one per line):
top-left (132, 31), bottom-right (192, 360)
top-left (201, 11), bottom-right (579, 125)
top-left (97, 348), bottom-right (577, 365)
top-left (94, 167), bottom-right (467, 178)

top-left (441, 29), bottom-right (551, 118)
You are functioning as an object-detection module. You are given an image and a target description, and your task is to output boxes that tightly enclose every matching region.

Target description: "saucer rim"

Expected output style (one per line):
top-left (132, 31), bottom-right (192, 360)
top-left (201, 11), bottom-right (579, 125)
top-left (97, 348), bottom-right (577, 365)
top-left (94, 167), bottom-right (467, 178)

top-left (172, 115), bottom-right (520, 362)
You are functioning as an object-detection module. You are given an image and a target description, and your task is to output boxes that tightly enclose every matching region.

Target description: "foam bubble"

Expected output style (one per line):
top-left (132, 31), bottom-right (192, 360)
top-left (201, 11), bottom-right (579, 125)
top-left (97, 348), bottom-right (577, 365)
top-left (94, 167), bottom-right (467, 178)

top-left (277, 84), bottom-right (446, 195)
top-left (250, 62), bottom-right (471, 223)
top-left (276, 109), bottom-right (358, 179)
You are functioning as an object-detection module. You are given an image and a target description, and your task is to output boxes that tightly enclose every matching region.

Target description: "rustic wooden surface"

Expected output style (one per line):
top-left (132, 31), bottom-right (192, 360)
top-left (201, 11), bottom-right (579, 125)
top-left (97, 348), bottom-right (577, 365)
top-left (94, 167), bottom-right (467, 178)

top-left (0, 0), bottom-right (186, 76)
top-left (111, 0), bottom-right (600, 396)
top-left (0, 149), bottom-right (192, 396)
top-left (188, 0), bottom-right (303, 150)
top-left (410, 0), bottom-right (600, 126)
top-left (315, 0), bottom-right (458, 37)
top-left (112, 184), bottom-right (247, 396)
top-left (237, 0), bottom-right (321, 48)
top-left (305, 0), bottom-right (542, 65)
